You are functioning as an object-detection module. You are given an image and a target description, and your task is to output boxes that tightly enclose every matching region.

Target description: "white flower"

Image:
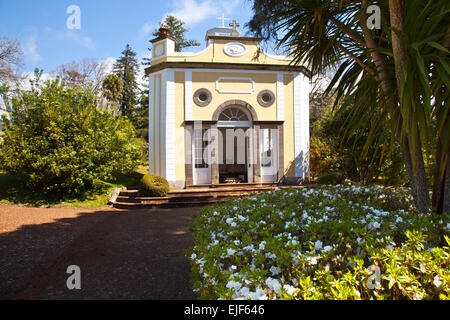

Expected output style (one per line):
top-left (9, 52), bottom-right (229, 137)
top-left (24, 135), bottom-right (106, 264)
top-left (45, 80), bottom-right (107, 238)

top-left (233, 206), bottom-right (238, 211)
top-left (395, 216), bottom-right (403, 223)
top-left (249, 287), bottom-right (268, 300)
top-left (270, 266), bottom-right (281, 276)
top-left (190, 253), bottom-right (197, 260)
top-left (259, 241), bottom-right (266, 251)
top-left (265, 277), bottom-right (282, 293)
top-left (323, 245), bottom-right (333, 252)
top-left (433, 275), bottom-right (442, 288)
top-left (283, 284), bottom-right (297, 296)
top-left (314, 240), bottom-right (323, 251)
top-left (306, 256), bottom-right (318, 265)
top-left (226, 280), bottom-right (242, 291)
top-left (227, 248), bottom-right (236, 256)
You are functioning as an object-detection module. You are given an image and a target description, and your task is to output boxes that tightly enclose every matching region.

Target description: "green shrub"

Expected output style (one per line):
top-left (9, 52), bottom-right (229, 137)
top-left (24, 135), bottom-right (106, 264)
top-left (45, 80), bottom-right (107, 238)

top-left (188, 184), bottom-right (450, 300)
top-left (317, 172), bottom-right (345, 185)
top-left (139, 174), bottom-right (170, 197)
top-left (0, 79), bottom-right (140, 196)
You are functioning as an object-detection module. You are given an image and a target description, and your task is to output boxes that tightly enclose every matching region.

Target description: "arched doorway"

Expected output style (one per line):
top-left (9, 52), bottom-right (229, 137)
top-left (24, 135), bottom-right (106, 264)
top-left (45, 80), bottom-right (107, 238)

top-left (216, 105), bottom-right (253, 184)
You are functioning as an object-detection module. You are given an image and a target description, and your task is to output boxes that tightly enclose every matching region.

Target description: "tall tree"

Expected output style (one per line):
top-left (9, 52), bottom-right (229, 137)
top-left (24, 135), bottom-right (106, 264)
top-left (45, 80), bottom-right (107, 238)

top-left (113, 44), bottom-right (140, 118)
top-left (0, 37), bottom-right (23, 85)
top-left (142, 16), bottom-right (200, 67)
top-left (53, 58), bottom-right (110, 93)
top-left (248, 0), bottom-right (449, 214)
top-left (102, 73), bottom-right (123, 114)
top-left (0, 37), bottom-right (23, 101)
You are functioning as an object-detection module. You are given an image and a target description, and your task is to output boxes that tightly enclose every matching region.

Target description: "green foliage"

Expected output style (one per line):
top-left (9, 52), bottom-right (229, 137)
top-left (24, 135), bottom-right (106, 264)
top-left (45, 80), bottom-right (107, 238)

top-left (153, 16), bottom-right (200, 52)
top-left (139, 174), bottom-right (170, 197)
top-left (102, 73), bottom-right (123, 104)
top-left (248, 0), bottom-right (450, 214)
top-left (310, 108), bottom-right (406, 186)
top-left (113, 44), bottom-right (140, 118)
top-left (188, 184), bottom-right (450, 300)
top-left (0, 79), bottom-right (140, 196)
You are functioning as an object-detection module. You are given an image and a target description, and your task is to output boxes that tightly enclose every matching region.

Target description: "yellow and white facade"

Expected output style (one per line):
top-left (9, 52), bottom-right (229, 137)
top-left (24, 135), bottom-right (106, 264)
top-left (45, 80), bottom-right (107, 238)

top-left (146, 25), bottom-right (311, 189)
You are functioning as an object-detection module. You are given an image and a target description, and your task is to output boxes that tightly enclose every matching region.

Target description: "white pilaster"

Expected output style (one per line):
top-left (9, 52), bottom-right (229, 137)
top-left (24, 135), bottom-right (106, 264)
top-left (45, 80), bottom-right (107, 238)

top-left (293, 72), bottom-right (310, 180)
top-left (277, 72), bottom-right (284, 121)
top-left (165, 70), bottom-right (176, 182)
top-left (148, 74), bottom-right (155, 174)
top-left (154, 74), bottom-right (161, 176)
top-left (185, 71), bottom-right (193, 121)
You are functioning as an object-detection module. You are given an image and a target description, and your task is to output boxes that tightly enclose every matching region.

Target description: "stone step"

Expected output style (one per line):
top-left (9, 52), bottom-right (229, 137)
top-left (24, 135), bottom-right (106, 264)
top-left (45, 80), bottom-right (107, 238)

top-left (112, 185), bottom-right (312, 209)
top-left (113, 200), bottom-right (222, 209)
top-left (116, 192), bottom-right (251, 204)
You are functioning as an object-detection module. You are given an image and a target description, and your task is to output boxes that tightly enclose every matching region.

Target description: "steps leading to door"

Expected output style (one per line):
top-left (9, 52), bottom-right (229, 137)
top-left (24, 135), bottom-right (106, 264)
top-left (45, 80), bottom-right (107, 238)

top-left (112, 184), bottom-right (308, 209)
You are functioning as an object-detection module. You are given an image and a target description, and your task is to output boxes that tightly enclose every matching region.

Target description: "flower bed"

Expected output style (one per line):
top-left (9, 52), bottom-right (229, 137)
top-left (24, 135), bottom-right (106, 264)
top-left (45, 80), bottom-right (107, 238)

top-left (187, 184), bottom-right (450, 300)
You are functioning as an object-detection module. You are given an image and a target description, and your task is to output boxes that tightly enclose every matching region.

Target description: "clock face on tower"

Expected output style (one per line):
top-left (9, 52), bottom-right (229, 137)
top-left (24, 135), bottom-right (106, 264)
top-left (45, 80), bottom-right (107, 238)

top-left (223, 42), bottom-right (247, 57)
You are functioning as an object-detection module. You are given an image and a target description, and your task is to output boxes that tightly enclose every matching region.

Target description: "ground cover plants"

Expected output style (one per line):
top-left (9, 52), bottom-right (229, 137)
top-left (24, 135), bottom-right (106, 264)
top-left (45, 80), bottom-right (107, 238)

top-left (188, 184), bottom-right (450, 300)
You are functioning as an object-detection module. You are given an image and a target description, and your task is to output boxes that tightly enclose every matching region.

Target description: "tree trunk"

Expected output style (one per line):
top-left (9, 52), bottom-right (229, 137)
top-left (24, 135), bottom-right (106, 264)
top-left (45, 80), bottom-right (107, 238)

top-left (388, 0), bottom-right (430, 212)
top-left (443, 157), bottom-right (450, 215)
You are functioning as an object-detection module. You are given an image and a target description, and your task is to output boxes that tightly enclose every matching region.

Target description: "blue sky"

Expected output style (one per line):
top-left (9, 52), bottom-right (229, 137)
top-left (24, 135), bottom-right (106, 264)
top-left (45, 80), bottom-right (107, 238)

top-left (0, 0), bottom-right (255, 74)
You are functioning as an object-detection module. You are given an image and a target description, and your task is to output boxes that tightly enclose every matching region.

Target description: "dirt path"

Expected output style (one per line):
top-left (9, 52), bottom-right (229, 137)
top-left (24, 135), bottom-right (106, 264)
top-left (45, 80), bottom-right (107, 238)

top-left (0, 204), bottom-right (201, 300)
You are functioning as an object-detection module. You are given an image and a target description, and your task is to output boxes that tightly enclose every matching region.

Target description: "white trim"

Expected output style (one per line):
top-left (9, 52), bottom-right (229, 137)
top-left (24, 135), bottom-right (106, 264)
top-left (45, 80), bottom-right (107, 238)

top-left (256, 44), bottom-right (293, 61)
top-left (167, 44), bottom-right (213, 57)
top-left (277, 72), bottom-right (284, 121)
top-left (165, 70), bottom-right (176, 182)
top-left (217, 121), bottom-right (252, 128)
top-left (155, 74), bottom-right (160, 176)
top-left (160, 71), bottom-right (167, 178)
top-left (215, 76), bottom-right (255, 94)
top-left (223, 42), bottom-right (247, 57)
top-left (185, 71), bottom-right (193, 121)
top-left (148, 74), bottom-right (155, 174)
top-left (149, 68), bottom-right (286, 76)
top-left (293, 72), bottom-right (310, 180)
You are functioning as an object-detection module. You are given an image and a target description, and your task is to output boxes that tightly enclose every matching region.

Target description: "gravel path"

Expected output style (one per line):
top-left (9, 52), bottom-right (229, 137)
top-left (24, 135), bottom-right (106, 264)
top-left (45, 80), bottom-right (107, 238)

top-left (0, 204), bottom-right (200, 300)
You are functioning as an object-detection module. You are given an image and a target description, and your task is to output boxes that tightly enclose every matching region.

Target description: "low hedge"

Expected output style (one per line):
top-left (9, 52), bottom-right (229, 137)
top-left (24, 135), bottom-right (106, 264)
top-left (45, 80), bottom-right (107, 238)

top-left (188, 184), bottom-right (450, 300)
top-left (139, 174), bottom-right (170, 197)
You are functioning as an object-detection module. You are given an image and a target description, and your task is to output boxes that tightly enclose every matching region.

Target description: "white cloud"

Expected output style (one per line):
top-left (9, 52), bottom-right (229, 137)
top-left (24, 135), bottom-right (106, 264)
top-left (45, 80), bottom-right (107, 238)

top-left (63, 31), bottom-right (94, 49)
top-left (139, 0), bottom-right (241, 38)
top-left (22, 36), bottom-right (41, 63)
top-left (100, 57), bottom-right (116, 74)
top-left (44, 27), bottom-right (94, 50)
top-left (139, 21), bottom-right (158, 37)
top-left (168, 0), bottom-right (218, 25)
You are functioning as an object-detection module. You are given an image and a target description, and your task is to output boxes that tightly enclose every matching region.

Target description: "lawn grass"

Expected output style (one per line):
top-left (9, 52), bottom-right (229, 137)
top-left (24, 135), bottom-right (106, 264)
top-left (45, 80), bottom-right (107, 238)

top-left (0, 166), bottom-right (147, 208)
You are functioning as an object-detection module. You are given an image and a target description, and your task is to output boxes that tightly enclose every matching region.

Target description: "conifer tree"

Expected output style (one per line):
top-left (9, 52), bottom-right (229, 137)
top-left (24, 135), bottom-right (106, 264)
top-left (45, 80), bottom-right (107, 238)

top-left (113, 44), bottom-right (139, 117)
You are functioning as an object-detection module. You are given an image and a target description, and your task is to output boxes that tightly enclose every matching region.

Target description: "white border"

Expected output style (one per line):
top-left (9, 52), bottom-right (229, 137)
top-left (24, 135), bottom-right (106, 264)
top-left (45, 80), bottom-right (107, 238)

top-left (223, 42), bottom-right (247, 57)
top-left (215, 76), bottom-right (255, 94)
top-left (293, 72), bottom-right (310, 180)
top-left (277, 72), bottom-right (285, 121)
top-left (165, 70), bottom-right (176, 182)
top-left (148, 74), bottom-right (155, 174)
top-left (185, 71), bottom-right (193, 121)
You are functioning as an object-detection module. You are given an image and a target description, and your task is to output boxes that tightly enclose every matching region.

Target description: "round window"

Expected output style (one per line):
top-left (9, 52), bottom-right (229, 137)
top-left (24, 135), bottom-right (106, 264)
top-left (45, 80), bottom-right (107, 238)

top-left (257, 90), bottom-right (275, 107)
top-left (193, 88), bottom-right (212, 107)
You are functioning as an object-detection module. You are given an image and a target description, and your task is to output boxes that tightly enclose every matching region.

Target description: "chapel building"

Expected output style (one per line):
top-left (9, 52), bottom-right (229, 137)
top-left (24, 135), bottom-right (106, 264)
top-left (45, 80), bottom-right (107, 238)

top-left (145, 21), bottom-right (310, 189)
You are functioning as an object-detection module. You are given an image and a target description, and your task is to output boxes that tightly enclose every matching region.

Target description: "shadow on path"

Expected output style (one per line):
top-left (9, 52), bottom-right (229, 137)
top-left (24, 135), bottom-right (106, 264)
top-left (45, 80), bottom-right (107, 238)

top-left (0, 206), bottom-right (201, 300)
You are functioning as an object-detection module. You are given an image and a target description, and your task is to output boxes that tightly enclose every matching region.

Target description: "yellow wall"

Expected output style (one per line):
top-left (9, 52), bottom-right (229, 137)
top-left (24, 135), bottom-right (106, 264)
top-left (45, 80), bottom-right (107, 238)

top-left (283, 74), bottom-right (295, 177)
top-left (191, 71), bottom-right (278, 121)
top-left (151, 38), bottom-right (294, 66)
top-left (174, 72), bottom-right (186, 182)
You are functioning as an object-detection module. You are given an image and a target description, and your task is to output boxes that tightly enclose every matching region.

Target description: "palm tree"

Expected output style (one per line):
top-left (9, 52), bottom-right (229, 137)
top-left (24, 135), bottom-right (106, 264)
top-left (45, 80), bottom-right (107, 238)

top-left (248, 0), bottom-right (449, 214)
